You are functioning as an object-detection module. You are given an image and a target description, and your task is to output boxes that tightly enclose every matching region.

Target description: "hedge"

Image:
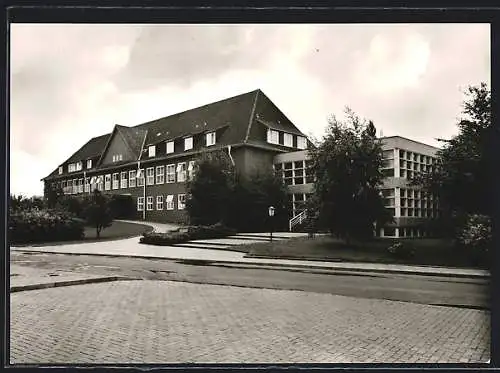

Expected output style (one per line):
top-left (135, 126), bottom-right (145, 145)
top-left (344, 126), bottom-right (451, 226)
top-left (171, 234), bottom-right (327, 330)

top-left (9, 209), bottom-right (85, 244)
top-left (140, 222), bottom-right (236, 246)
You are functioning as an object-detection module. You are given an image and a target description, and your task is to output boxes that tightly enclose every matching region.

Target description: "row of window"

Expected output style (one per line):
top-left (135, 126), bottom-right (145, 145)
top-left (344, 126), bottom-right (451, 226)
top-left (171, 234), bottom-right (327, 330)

top-left (147, 132), bottom-right (216, 158)
top-left (382, 226), bottom-right (428, 238)
top-left (137, 194), bottom-right (186, 211)
top-left (58, 161), bottom-right (196, 195)
top-left (267, 129), bottom-right (307, 149)
top-left (274, 160), bottom-right (314, 185)
top-left (383, 149), bottom-right (437, 165)
top-left (62, 159), bottom-right (93, 174)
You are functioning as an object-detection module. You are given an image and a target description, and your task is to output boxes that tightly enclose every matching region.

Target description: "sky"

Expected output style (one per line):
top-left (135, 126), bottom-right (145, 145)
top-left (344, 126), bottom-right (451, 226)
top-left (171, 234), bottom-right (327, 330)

top-left (10, 23), bottom-right (490, 197)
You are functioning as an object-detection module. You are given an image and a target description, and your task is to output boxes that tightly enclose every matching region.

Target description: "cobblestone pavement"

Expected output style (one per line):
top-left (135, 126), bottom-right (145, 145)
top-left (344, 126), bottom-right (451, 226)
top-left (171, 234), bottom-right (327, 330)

top-left (10, 280), bottom-right (490, 364)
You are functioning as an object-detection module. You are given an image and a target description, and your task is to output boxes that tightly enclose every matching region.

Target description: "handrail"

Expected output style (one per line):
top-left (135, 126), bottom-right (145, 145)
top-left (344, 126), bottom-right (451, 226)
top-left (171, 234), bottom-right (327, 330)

top-left (289, 209), bottom-right (308, 232)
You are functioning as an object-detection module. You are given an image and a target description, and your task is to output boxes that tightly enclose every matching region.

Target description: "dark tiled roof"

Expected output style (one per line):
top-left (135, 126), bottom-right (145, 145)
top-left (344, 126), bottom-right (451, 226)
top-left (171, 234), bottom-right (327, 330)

top-left (44, 89), bottom-right (309, 180)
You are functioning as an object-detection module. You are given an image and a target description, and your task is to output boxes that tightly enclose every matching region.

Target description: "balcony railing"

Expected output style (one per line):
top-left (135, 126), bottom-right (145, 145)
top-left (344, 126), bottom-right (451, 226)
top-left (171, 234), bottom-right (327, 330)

top-left (289, 209), bottom-right (307, 232)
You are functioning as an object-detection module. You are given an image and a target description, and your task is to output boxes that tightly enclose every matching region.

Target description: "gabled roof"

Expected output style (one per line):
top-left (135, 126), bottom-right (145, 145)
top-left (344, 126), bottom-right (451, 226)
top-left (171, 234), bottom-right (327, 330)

top-left (43, 89), bottom-right (309, 180)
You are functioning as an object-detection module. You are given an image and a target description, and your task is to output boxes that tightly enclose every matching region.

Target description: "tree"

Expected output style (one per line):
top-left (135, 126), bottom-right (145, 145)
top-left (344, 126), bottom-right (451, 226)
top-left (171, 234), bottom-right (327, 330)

top-left (309, 107), bottom-right (392, 243)
top-left (228, 170), bottom-right (289, 232)
top-left (412, 83), bottom-right (491, 237)
top-left (44, 182), bottom-right (64, 209)
top-left (186, 150), bottom-right (236, 226)
top-left (82, 190), bottom-right (113, 238)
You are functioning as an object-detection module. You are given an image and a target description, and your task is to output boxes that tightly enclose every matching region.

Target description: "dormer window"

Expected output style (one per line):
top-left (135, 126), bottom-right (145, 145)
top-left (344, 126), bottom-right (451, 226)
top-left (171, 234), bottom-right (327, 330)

top-left (58, 166), bottom-right (63, 175)
top-left (206, 132), bottom-right (216, 147)
top-left (87, 159), bottom-right (92, 169)
top-left (68, 163), bottom-right (76, 172)
top-left (112, 154), bottom-right (123, 162)
top-left (283, 133), bottom-right (293, 147)
top-left (148, 145), bottom-right (156, 157)
top-left (166, 141), bottom-right (174, 154)
top-left (184, 137), bottom-right (193, 151)
top-left (297, 136), bottom-right (307, 150)
top-left (267, 129), bottom-right (279, 145)
top-left (76, 161), bottom-right (83, 171)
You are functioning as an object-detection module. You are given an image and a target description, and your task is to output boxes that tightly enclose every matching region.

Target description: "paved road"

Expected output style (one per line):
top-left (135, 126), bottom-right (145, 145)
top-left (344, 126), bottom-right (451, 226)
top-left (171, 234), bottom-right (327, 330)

top-left (11, 279), bottom-right (489, 364)
top-left (11, 252), bottom-right (490, 309)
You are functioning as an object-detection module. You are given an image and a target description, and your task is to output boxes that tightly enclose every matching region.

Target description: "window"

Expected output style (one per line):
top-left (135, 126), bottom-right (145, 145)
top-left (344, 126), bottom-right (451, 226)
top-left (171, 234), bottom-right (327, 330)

top-left (137, 197), bottom-right (144, 211)
top-left (297, 136), bottom-right (307, 150)
top-left (68, 163), bottom-right (76, 172)
top-left (87, 159), bottom-right (92, 169)
top-left (156, 195), bottom-right (164, 210)
top-left (112, 173), bottom-right (119, 189)
top-left (96, 175), bottom-right (104, 191)
top-left (129, 170), bottom-right (136, 188)
top-left (206, 132), bottom-right (216, 146)
top-left (166, 164), bottom-right (176, 183)
top-left (283, 133), bottom-right (293, 147)
top-left (146, 196), bottom-right (154, 211)
top-left (121, 171), bottom-right (128, 189)
top-left (104, 174), bottom-right (111, 190)
top-left (156, 166), bottom-right (165, 184)
top-left (188, 161), bottom-right (195, 180)
top-left (146, 167), bottom-right (155, 185)
top-left (178, 194), bottom-right (186, 210)
top-left (137, 169), bottom-right (144, 187)
top-left (148, 145), bottom-right (156, 157)
top-left (84, 178), bottom-right (90, 193)
top-left (76, 162), bottom-right (83, 171)
top-left (177, 163), bottom-right (186, 182)
top-left (166, 195), bottom-right (174, 210)
top-left (78, 178), bottom-right (84, 193)
top-left (58, 166), bottom-right (63, 175)
top-left (112, 154), bottom-right (123, 162)
top-left (184, 137), bottom-right (193, 151)
top-left (166, 141), bottom-right (175, 154)
top-left (267, 129), bottom-right (279, 144)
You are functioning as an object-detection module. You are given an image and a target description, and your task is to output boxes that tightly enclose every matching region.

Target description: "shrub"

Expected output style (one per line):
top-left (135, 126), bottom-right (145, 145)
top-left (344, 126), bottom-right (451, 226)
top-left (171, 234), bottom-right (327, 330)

top-left (140, 222), bottom-right (236, 246)
top-left (457, 214), bottom-right (491, 267)
top-left (387, 241), bottom-right (416, 260)
top-left (9, 209), bottom-right (85, 244)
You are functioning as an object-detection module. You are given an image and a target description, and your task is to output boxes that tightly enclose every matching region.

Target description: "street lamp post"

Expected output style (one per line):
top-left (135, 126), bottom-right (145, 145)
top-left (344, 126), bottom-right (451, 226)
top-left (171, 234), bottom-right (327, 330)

top-left (268, 206), bottom-right (275, 242)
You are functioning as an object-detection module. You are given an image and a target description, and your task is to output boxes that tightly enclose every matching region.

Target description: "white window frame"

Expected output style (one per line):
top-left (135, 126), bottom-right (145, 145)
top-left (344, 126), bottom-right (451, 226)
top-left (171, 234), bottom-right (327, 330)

top-left (177, 162), bottom-right (187, 182)
top-left (146, 167), bottom-right (155, 185)
top-left (267, 129), bottom-right (279, 144)
top-left (96, 175), bottom-right (104, 191)
top-left (166, 141), bottom-right (174, 154)
top-left (297, 136), bottom-right (307, 150)
top-left (283, 133), bottom-right (293, 147)
top-left (166, 194), bottom-right (175, 210)
top-left (137, 168), bottom-right (145, 187)
top-left (166, 164), bottom-right (176, 183)
top-left (112, 173), bottom-right (119, 190)
top-left (104, 174), bottom-right (111, 190)
top-left (84, 178), bottom-right (90, 193)
top-left (156, 165), bottom-right (165, 184)
top-left (120, 171), bottom-right (128, 189)
top-left (206, 132), bottom-right (216, 146)
top-left (76, 162), bottom-right (83, 171)
top-left (68, 163), bottom-right (75, 173)
top-left (156, 195), bottom-right (164, 210)
top-left (78, 178), bottom-right (84, 193)
top-left (128, 170), bottom-right (135, 188)
top-left (188, 161), bottom-right (195, 180)
top-left (184, 137), bottom-right (193, 151)
top-left (137, 197), bottom-right (144, 211)
top-left (58, 166), bottom-right (63, 175)
top-left (178, 194), bottom-right (186, 210)
top-left (146, 196), bottom-right (154, 211)
top-left (112, 154), bottom-right (123, 162)
top-left (148, 145), bottom-right (156, 157)
top-left (87, 159), bottom-right (92, 169)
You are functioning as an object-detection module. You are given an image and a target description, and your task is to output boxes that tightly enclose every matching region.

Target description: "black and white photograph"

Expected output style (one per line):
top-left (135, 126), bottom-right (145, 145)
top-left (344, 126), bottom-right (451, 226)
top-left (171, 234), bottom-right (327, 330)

top-left (9, 21), bottom-right (491, 364)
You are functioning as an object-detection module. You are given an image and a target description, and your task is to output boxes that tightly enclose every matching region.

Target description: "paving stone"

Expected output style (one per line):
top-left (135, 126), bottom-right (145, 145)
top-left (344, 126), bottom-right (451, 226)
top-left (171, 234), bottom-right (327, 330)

top-left (10, 280), bottom-right (490, 364)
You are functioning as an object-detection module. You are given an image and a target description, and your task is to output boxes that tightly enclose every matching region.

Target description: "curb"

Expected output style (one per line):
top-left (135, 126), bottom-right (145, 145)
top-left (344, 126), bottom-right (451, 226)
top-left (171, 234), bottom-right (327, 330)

top-left (10, 276), bottom-right (130, 293)
top-left (11, 249), bottom-right (489, 280)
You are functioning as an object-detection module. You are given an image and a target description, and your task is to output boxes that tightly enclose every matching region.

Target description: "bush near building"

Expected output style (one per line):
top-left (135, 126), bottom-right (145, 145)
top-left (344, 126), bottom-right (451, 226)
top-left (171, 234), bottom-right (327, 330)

top-left (9, 209), bottom-right (85, 244)
top-left (140, 222), bottom-right (236, 245)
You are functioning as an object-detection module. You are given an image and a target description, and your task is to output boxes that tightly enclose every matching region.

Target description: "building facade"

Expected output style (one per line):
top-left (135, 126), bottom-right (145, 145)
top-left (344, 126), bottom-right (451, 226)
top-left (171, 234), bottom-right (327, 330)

top-left (272, 136), bottom-right (439, 237)
top-left (42, 90), bottom-right (311, 224)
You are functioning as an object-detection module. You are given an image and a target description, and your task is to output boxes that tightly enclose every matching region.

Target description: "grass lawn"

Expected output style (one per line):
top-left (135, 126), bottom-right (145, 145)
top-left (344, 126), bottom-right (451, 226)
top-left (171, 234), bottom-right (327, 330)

top-left (239, 235), bottom-right (484, 269)
top-left (12, 220), bottom-right (154, 247)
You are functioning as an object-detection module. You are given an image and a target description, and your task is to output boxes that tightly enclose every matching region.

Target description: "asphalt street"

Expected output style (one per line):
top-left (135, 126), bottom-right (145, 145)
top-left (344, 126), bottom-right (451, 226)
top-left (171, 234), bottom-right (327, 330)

top-left (10, 251), bottom-right (490, 309)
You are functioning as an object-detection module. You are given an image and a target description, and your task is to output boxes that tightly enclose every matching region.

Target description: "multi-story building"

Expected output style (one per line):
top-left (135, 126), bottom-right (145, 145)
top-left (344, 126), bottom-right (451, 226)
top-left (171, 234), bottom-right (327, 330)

top-left (42, 89), bottom-right (311, 224)
top-left (273, 136), bottom-right (439, 237)
top-left (43, 89), bottom-right (439, 236)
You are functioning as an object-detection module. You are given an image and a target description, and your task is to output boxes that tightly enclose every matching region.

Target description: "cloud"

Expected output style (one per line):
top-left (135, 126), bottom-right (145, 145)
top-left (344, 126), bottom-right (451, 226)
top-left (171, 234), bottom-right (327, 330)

top-left (9, 23), bottom-right (490, 196)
